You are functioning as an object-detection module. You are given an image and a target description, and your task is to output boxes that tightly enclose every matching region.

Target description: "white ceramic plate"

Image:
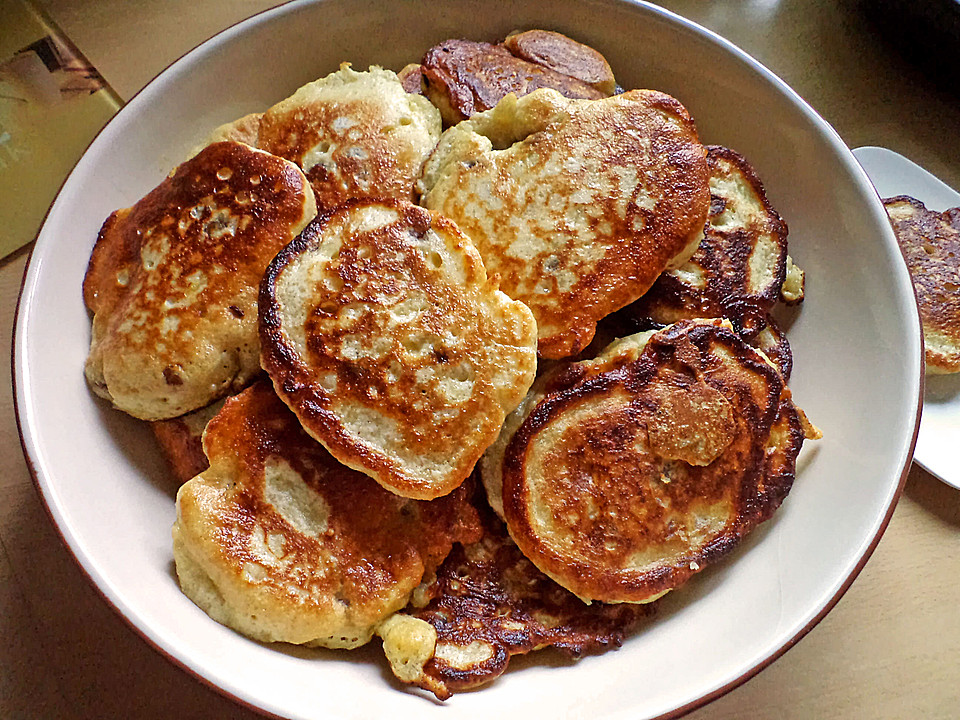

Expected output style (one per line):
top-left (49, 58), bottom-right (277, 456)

top-left (15, 2), bottom-right (922, 719)
top-left (853, 145), bottom-right (960, 489)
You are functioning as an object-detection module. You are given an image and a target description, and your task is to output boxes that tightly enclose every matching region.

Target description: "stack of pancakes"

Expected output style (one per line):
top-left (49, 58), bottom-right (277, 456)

top-left (82, 31), bottom-right (818, 699)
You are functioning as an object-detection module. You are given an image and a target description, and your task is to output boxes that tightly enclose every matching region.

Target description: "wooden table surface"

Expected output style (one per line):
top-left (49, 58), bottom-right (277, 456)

top-left (3, 1), bottom-right (958, 717)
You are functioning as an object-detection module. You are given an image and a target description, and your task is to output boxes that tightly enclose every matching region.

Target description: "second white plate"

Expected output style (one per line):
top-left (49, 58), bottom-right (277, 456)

top-left (854, 145), bottom-right (960, 489)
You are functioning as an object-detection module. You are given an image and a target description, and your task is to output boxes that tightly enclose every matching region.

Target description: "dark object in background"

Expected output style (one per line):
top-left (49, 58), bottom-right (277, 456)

top-left (863, 0), bottom-right (960, 95)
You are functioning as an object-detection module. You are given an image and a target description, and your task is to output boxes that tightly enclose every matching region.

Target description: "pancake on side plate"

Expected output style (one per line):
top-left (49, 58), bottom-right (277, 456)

top-left (83, 140), bottom-right (317, 420)
top-left (173, 380), bottom-right (482, 648)
top-left (420, 88), bottom-right (710, 359)
top-left (482, 318), bottom-right (819, 604)
top-left (378, 488), bottom-right (656, 699)
top-left (419, 33), bottom-right (614, 126)
top-left (257, 64), bottom-right (441, 213)
top-left (883, 195), bottom-right (960, 373)
top-left (627, 145), bottom-right (792, 338)
top-left (259, 198), bottom-right (538, 500)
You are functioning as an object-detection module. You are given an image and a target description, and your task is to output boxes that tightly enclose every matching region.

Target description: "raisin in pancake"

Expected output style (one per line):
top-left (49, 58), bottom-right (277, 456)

top-left (504, 29), bottom-right (617, 95)
top-left (151, 400), bottom-right (224, 484)
top-left (259, 199), bottom-right (538, 500)
top-left (83, 141), bottom-right (316, 420)
top-left (627, 145), bottom-right (789, 337)
top-left (884, 195), bottom-right (960, 373)
top-left (378, 494), bottom-right (654, 699)
top-left (420, 88), bottom-right (710, 359)
top-left (420, 36), bottom-right (612, 126)
top-left (173, 380), bottom-right (482, 648)
top-left (257, 64), bottom-right (440, 213)
top-left (482, 319), bottom-right (814, 603)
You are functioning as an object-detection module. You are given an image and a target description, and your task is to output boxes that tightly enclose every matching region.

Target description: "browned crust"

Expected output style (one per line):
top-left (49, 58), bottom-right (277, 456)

top-left (883, 195), bottom-right (960, 373)
top-left (179, 380), bottom-right (482, 629)
top-left (500, 320), bottom-right (804, 602)
top-left (748, 313), bottom-right (794, 382)
top-left (397, 63), bottom-right (424, 94)
top-left (408, 490), bottom-right (656, 698)
top-left (420, 39), bottom-right (607, 125)
top-left (151, 417), bottom-right (209, 484)
top-left (83, 141), bottom-right (315, 419)
top-left (504, 29), bottom-right (617, 95)
top-left (629, 145), bottom-right (789, 338)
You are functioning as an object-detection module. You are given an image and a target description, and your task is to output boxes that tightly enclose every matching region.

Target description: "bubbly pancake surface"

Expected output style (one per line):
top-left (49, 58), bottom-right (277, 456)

top-left (420, 37), bottom-right (610, 126)
top-left (483, 319), bottom-right (808, 603)
top-left (420, 88), bottom-right (710, 358)
top-left (83, 140), bottom-right (317, 420)
top-left (378, 492), bottom-right (655, 699)
top-left (257, 64), bottom-right (441, 213)
top-left (259, 199), bottom-right (538, 499)
top-left (628, 145), bottom-right (790, 337)
top-left (884, 195), bottom-right (960, 373)
top-left (173, 381), bottom-right (481, 649)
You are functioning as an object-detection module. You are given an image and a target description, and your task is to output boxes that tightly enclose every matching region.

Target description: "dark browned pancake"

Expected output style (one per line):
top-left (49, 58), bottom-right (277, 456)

top-left (504, 29), bottom-right (617, 95)
top-left (749, 313), bottom-right (793, 381)
top-left (626, 145), bottom-right (789, 338)
top-left (420, 38), bottom-right (609, 126)
top-left (379, 491), bottom-right (655, 699)
top-left (83, 141), bottom-right (316, 420)
top-left (883, 195), bottom-right (960, 373)
top-left (482, 319), bottom-right (812, 603)
top-left (151, 400), bottom-right (224, 483)
top-left (173, 380), bottom-right (482, 648)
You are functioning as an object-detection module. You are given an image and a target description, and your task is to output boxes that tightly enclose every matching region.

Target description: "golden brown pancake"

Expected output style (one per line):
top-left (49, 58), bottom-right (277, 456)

top-left (83, 141), bottom-right (317, 420)
top-left (151, 400), bottom-right (224, 484)
top-left (257, 64), bottom-right (440, 213)
top-left (503, 29), bottom-right (617, 95)
top-left (420, 38), bottom-right (610, 126)
top-left (627, 145), bottom-right (790, 337)
top-left (420, 88), bottom-right (710, 359)
top-left (482, 319), bottom-right (812, 603)
top-left (883, 195), bottom-right (960, 373)
top-left (173, 380), bottom-right (482, 648)
top-left (192, 112), bottom-right (263, 155)
top-left (378, 491), bottom-right (655, 699)
top-left (259, 199), bottom-right (538, 500)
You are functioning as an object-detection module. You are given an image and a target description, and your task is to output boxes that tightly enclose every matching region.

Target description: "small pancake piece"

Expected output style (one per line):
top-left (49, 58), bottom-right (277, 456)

top-left (884, 195), bottom-right (960, 373)
top-left (504, 29), bottom-right (617, 95)
top-left (483, 319), bottom-right (811, 603)
top-left (173, 381), bottom-right (482, 648)
top-left (151, 400), bottom-right (224, 484)
top-left (420, 38), bottom-right (610, 126)
top-left (628, 145), bottom-right (790, 337)
top-left (420, 88), bottom-right (710, 358)
top-left (257, 64), bottom-right (441, 213)
top-left (378, 495), bottom-right (655, 699)
top-left (83, 141), bottom-right (317, 420)
top-left (259, 199), bottom-right (538, 500)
